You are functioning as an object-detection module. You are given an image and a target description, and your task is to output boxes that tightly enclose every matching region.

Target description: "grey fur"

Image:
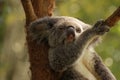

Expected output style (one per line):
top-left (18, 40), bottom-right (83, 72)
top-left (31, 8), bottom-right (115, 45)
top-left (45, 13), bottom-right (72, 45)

top-left (29, 16), bottom-right (116, 80)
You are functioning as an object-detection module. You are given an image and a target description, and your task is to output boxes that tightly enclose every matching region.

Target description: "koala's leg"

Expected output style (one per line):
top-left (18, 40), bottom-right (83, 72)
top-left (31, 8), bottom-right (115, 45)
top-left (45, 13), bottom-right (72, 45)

top-left (59, 68), bottom-right (88, 80)
top-left (93, 52), bottom-right (116, 80)
top-left (82, 49), bottom-right (116, 80)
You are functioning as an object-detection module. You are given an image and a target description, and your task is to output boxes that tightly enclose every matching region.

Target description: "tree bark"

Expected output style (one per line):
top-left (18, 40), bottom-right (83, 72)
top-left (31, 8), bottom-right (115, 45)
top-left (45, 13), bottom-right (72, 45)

top-left (21, 0), bottom-right (59, 80)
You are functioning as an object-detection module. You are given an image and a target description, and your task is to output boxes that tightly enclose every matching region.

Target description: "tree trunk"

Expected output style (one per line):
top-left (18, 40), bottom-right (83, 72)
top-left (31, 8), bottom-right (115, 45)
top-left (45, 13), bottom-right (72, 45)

top-left (21, 0), bottom-right (60, 80)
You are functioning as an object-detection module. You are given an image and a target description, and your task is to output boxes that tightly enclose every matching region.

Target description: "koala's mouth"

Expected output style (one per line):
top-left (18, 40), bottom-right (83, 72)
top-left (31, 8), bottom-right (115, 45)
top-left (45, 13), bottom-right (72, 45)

top-left (65, 34), bottom-right (75, 43)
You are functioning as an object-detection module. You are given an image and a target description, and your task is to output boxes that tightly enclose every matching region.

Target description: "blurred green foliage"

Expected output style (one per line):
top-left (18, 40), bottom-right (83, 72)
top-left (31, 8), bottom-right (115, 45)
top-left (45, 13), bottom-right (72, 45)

top-left (0, 0), bottom-right (120, 80)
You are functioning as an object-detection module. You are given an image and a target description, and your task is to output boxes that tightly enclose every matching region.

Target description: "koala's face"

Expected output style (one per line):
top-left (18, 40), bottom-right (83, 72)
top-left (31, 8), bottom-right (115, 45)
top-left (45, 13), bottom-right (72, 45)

top-left (48, 19), bottom-right (84, 47)
top-left (30, 16), bottom-right (90, 47)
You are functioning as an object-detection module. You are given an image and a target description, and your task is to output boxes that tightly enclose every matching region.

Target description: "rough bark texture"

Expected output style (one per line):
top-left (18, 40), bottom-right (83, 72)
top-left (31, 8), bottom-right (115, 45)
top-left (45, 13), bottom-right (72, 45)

top-left (31, 0), bottom-right (54, 17)
top-left (21, 0), bottom-right (60, 80)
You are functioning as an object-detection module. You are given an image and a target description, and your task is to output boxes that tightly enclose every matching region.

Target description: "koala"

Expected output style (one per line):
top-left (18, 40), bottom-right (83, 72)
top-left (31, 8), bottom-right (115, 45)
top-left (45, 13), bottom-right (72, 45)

top-left (29, 16), bottom-right (116, 80)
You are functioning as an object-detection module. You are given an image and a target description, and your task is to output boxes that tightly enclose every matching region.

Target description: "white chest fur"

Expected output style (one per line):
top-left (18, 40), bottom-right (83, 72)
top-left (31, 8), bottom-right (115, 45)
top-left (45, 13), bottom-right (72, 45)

top-left (73, 48), bottom-right (97, 80)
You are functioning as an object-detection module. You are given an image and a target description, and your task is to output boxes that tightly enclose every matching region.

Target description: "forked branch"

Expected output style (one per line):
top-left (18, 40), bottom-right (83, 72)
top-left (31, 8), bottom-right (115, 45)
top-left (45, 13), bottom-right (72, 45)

top-left (21, 0), bottom-right (37, 25)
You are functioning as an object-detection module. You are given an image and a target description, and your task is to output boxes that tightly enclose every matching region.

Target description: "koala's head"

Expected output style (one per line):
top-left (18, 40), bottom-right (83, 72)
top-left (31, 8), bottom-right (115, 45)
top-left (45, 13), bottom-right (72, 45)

top-left (29, 16), bottom-right (90, 47)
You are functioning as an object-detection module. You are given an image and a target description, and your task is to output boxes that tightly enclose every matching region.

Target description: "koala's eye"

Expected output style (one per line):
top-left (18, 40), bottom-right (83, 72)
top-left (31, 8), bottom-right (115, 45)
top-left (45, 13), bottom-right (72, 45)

top-left (76, 28), bottom-right (81, 33)
top-left (58, 27), bottom-right (65, 30)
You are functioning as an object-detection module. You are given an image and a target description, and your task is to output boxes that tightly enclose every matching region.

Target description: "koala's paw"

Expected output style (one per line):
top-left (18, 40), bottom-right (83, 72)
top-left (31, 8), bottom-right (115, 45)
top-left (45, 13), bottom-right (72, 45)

top-left (92, 20), bottom-right (110, 35)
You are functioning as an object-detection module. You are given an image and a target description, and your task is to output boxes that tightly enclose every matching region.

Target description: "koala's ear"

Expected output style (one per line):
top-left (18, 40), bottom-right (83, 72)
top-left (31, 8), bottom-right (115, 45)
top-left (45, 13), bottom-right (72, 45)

top-left (29, 17), bottom-right (61, 42)
top-left (29, 17), bottom-right (60, 33)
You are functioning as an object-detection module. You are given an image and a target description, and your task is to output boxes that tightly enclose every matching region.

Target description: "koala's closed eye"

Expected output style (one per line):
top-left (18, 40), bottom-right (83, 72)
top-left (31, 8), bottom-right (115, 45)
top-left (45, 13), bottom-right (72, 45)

top-left (76, 28), bottom-right (81, 33)
top-left (58, 27), bottom-right (65, 30)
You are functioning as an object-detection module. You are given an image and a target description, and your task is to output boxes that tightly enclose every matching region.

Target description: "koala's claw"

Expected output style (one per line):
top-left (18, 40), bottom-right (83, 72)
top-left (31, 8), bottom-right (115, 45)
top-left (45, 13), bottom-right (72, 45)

top-left (93, 20), bottom-right (110, 35)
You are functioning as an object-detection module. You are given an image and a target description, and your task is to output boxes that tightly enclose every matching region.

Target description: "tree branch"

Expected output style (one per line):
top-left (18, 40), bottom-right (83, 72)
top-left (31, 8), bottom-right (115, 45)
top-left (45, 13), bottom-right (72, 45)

top-left (105, 6), bottom-right (120, 27)
top-left (21, 0), bottom-right (37, 25)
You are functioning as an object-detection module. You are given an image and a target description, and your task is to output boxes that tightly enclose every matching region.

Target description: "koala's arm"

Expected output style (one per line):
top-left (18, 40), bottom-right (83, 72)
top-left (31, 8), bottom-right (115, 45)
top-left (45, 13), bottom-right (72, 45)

top-left (76, 20), bottom-right (109, 49)
top-left (49, 20), bottom-right (110, 72)
top-left (93, 52), bottom-right (116, 80)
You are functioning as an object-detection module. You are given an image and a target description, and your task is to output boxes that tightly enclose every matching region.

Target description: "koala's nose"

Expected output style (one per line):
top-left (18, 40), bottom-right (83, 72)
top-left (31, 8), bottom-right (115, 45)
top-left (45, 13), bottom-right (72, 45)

top-left (67, 27), bottom-right (75, 37)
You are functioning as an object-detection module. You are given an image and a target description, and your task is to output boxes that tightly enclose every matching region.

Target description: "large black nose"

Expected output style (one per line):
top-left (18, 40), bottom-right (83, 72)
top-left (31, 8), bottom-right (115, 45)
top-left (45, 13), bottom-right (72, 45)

top-left (66, 27), bottom-right (75, 37)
